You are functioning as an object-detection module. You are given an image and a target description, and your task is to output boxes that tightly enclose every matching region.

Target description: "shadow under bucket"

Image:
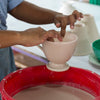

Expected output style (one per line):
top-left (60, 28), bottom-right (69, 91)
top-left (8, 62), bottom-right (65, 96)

top-left (0, 65), bottom-right (100, 100)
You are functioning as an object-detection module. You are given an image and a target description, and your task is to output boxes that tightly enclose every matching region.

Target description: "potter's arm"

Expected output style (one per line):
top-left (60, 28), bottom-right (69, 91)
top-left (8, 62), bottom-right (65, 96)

top-left (9, 1), bottom-right (83, 36)
top-left (0, 30), bottom-right (20, 48)
top-left (0, 28), bottom-right (61, 48)
top-left (9, 1), bottom-right (59, 25)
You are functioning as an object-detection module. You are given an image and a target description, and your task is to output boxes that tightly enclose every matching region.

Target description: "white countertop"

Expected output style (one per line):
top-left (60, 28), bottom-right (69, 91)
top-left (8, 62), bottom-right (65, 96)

top-left (7, 0), bottom-right (100, 75)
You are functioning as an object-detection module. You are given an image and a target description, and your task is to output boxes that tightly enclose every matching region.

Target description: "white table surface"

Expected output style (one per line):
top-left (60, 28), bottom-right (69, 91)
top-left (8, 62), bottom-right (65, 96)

top-left (7, 0), bottom-right (100, 75)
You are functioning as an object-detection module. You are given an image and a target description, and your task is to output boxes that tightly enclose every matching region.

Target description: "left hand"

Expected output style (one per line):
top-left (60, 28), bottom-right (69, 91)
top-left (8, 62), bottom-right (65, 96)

top-left (54, 10), bottom-right (83, 37)
top-left (18, 27), bottom-right (62, 47)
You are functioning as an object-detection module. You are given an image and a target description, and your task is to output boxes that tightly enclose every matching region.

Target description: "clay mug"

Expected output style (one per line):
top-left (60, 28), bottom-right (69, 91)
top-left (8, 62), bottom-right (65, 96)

top-left (92, 39), bottom-right (100, 61)
top-left (38, 31), bottom-right (78, 72)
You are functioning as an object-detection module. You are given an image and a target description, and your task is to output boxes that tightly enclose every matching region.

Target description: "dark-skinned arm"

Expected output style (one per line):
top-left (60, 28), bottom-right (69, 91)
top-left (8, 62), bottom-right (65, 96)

top-left (9, 1), bottom-right (60, 24)
top-left (0, 28), bottom-right (61, 48)
top-left (9, 1), bottom-right (83, 36)
top-left (0, 30), bottom-right (20, 48)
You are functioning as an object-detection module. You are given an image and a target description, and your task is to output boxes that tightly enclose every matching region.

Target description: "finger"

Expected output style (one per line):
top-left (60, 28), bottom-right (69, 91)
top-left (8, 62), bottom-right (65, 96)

top-left (47, 37), bottom-right (54, 42)
top-left (72, 10), bottom-right (81, 20)
top-left (60, 19), bottom-right (67, 37)
top-left (48, 30), bottom-right (58, 38)
top-left (69, 15), bottom-right (76, 29)
top-left (57, 34), bottom-right (63, 41)
top-left (43, 30), bottom-right (58, 40)
top-left (49, 30), bottom-right (63, 41)
top-left (46, 30), bottom-right (59, 42)
top-left (54, 19), bottom-right (61, 28)
top-left (47, 30), bottom-right (63, 41)
top-left (44, 30), bottom-right (62, 42)
top-left (56, 22), bottom-right (61, 28)
top-left (60, 28), bottom-right (66, 37)
top-left (80, 13), bottom-right (83, 18)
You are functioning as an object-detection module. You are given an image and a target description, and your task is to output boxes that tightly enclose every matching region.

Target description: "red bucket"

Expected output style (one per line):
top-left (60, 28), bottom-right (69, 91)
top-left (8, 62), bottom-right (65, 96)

top-left (0, 65), bottom-right (100, 100)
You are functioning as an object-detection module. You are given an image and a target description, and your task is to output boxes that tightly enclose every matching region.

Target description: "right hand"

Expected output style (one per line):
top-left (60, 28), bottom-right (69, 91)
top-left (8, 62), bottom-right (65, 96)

top-left (18, 27), bottom-right (62, 47)
top-left (54, 10), bottom-right (83, 37)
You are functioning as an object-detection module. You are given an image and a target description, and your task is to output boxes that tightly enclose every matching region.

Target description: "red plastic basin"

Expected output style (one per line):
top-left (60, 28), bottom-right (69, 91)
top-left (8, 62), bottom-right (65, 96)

top-left (0, 65), bottom-right (100, 100)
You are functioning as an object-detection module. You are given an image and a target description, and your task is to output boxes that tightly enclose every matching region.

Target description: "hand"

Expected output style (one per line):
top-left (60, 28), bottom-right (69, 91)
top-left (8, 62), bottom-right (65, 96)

top-left (18, 27), bottom-right (62, 47)
top-left (54, 10), bottom-right (83, 37)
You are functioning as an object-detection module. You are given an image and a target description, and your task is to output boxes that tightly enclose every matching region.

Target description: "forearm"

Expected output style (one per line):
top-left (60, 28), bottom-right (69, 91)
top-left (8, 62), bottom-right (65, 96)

top-left (9, 1), bottom-right (61, 24)
top-left (0, 30), bottom-right (20, 48)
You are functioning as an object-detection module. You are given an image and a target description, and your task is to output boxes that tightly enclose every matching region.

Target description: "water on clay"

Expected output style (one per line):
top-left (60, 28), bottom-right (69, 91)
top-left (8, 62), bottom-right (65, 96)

top-left (13, 84), bottom-right (95, 100)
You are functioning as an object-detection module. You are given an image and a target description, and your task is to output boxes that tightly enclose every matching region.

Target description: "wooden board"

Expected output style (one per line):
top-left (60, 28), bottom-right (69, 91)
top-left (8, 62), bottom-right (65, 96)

top-left (13, 50), bottom-right (45, 69)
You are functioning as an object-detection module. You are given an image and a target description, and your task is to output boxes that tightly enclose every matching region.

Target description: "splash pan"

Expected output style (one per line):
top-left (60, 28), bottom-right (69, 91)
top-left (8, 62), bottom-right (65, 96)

top-left (0, 65), bottom-right (100, 100)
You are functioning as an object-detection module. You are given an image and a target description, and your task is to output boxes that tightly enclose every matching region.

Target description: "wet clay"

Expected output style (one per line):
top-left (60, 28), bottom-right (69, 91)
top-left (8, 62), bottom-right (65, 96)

top-left (13, 85), bottom-right (94, 100)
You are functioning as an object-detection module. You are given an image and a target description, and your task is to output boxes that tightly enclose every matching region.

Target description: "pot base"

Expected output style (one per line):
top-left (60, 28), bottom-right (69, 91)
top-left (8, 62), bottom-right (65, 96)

top-left (46, 62), bottom-right (70, 72)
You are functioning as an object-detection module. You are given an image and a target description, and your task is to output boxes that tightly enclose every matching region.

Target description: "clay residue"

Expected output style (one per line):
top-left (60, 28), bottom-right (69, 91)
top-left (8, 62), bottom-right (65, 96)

top-left (13, 85), bottom-right (94, 100)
